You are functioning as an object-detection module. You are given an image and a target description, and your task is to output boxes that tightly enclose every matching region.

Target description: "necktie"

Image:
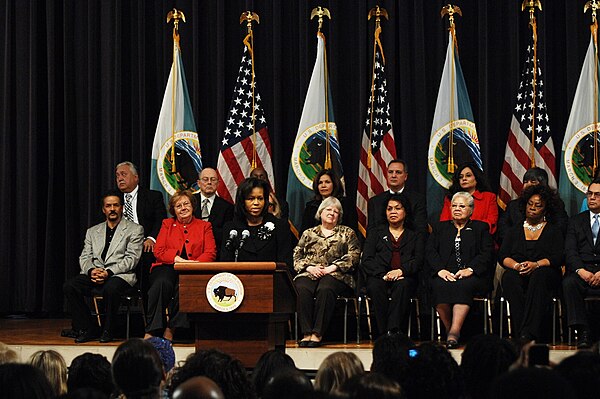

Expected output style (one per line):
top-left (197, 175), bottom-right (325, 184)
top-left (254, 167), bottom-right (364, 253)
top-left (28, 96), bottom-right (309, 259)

top-left (593, 214), bottom-right (599, 245)
top-left (201, 198), bottom-right (210, 219)
top-left (124, 193), bottom-right (134, 221)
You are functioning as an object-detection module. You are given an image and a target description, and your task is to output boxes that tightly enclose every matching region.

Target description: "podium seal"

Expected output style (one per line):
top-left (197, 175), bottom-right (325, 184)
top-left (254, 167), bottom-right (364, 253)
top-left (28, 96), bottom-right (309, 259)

top-left (206, 273), bottom-right (245, 312)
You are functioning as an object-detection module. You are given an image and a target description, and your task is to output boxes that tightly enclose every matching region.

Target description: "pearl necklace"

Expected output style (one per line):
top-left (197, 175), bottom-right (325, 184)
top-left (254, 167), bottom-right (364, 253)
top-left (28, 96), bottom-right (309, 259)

top-left (523, 220), bottom-right (545, 232)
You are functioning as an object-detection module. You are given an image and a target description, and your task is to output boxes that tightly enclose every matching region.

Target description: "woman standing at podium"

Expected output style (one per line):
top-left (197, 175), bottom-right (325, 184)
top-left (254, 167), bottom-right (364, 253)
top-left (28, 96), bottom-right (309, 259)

top-left (145, 190), bottom-right (217, 341)
top-left (293, 196), bottom-right (361, 347)
top-left (220, 177), bottom-right (292, 266)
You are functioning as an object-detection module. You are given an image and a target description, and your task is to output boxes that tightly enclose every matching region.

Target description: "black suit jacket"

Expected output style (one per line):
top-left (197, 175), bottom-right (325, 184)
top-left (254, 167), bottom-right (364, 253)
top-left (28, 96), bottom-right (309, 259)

top-left (565, 211), bottom-right (600, 274)
top-left (220, 214), bottom-right (293, 267)
top-left (193, 194), bottom-right (234, 252)
top-left (361, 226), bottom-right (424, 279)
top-left (426, 220), bottom-right (494, 281)
top-left (367, 190), bottom-right (427, 234)
top-left (129, 188), bottom-right (166, 240)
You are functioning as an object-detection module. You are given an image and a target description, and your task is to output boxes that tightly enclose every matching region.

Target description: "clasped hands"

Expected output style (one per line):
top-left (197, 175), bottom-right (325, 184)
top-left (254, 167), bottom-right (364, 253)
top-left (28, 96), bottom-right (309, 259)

top-left (438, 268), bottom-right (473, 282)
top-left (514, 261), bottom-right (538, 275)
top-left (307, 265), bottom-right (337, 278)
top-left (579, 269), bottom-right (600, 287)
top-left (383, 269), bottom-right (404, 281)
top-left (90, 268), bottom-right (109, 284)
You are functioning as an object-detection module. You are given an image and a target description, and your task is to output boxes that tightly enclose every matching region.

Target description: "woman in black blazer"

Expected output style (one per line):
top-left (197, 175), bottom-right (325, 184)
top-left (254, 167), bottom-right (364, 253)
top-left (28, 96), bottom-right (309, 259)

top-left (428, 192), bottom-right (494, 348)
top-left (362, 193), bottom-right (424, 337)
top-left (220, 178), bottom-right (292, 267)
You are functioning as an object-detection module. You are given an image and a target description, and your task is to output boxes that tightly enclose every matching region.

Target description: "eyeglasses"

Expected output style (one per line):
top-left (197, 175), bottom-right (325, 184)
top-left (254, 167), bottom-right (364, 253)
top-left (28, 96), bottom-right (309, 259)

top-left (200, 177), bottom-right (218, 183)
top-left (587, 191), bottom-right (600, 198)
top-left (175, 201), bottom-right (192, 209)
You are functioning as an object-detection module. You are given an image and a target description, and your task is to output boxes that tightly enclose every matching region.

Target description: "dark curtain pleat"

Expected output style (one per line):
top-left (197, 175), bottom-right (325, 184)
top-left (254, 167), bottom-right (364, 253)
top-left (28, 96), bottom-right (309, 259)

top-left (0, 0), bottom-right (589, 312)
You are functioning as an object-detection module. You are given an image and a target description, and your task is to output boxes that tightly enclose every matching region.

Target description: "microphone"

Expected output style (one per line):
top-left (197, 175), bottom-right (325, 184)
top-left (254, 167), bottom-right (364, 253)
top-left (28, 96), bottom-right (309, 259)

top-left (225, 230), bottom-right (238, 250)
top-left (239, 229), bottom-right (250, 249)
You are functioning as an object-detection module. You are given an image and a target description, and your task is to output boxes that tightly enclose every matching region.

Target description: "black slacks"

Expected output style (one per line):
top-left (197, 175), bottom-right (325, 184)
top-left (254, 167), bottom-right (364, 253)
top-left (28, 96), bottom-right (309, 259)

top-left (501, 267), bottom-right (560, 339)
top-left (563, 273), bottom-right (600, 327)
top-left (63, 274), bottom-right (131, 333)
top-left (145, 265), bottom-right (187, 333)
top-left (294, 275), bottom-right (352, 337)
top-left (366, 275), bottom-right (417, 335)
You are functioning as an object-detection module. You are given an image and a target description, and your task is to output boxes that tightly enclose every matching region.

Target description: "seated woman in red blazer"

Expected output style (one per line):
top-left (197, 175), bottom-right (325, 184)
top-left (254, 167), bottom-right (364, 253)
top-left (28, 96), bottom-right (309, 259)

top-left (439, 162), bottom-right (499, 235)
top-left (145, 190), bottom-right (216, 341)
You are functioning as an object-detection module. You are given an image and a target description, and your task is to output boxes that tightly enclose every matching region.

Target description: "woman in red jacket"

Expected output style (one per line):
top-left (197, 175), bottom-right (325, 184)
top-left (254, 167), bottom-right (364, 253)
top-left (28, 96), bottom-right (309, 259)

top-left (439, 162), bottom-right (498, 235)
top-left (145, 190), bottom-right (216, 341)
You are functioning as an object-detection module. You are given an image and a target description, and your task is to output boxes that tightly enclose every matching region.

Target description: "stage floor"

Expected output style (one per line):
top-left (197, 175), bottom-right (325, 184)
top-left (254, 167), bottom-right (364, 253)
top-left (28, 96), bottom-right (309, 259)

top-left (1, 317), bottom-right (578, 371)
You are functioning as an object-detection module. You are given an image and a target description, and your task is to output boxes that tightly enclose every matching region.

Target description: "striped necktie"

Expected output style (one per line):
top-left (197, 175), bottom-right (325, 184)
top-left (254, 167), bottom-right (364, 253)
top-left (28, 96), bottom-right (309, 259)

top-left (593, 214), bottom-right (599, 245)
top-left (124, 193), bottom-right (134, 221)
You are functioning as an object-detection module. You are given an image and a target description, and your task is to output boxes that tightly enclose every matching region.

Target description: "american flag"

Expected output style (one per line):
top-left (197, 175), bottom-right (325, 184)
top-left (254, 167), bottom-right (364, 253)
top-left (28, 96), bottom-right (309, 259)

top-left (498, 34), bottom-right (556, 210)
top-left (217, 39), bottom-right (274, 204)
top-left (356, 30), bottom-right (397, 236)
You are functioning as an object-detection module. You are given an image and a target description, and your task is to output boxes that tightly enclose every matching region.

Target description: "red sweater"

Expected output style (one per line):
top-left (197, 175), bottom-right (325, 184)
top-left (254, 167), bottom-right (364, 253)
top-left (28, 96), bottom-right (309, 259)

top-left (439, 190), bottom-right (499, 234)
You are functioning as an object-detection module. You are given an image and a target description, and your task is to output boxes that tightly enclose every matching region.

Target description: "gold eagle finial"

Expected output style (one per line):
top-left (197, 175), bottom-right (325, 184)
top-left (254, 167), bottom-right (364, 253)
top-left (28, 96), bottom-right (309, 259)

top-left (585, 0), bottom-right (600, 22)
top-left (166, 8), bottom-right (186, 33)
top-left (368, 5), bottom-right (388, 29)
top-left (440, 4), bottom-right (462, 29)
top-left (240, 11), bottom-right (260, 34)
top-left (311, 6), bottom-right (331, 32)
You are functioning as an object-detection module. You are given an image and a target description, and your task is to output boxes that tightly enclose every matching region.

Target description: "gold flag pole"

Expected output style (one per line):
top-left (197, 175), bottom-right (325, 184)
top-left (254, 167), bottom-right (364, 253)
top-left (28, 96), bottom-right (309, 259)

top-left (240, 11), bottom-right (260, 171)
top-left (585, 0), bottom-right (600, 177)
top-left (366, 6), bottom-right (389, 169)
top-left (522, 0), bottom-right (542, 168)
top-left (166, 8), bottom-right (186, 173)
top-left (441, 4), bottom-right (462, 174)
top-left (311, 6), bottom-right (333, 170)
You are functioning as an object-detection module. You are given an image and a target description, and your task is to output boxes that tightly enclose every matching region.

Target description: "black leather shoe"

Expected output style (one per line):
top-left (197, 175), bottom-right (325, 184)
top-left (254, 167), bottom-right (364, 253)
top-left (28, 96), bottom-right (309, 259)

top-left (99, 330), bottom-right (113, 343)
top-left (75, 328), bottom-right (100, 343)
top-left (446, 339), bottom-right (459, 349)
top-left (61, 328), bottom-right (81, 339)
top-left (577, 329), bottom-right (592, 349)
top-left (298, 340), bottom-right (310, 348)
top-left (307, 340), bottom-right (322, 348)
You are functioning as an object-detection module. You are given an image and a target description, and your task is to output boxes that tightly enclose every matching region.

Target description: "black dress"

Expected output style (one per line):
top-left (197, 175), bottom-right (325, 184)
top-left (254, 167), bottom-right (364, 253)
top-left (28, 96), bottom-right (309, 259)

top-left (427, 220), bottom-right (494, 305)
top-left (499, 222), bottom-right (563, 339)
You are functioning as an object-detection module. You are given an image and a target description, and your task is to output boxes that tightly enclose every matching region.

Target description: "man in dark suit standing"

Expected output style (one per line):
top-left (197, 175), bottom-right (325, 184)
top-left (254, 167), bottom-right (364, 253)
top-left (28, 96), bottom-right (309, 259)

top-left (115, 162), bottom-right (166, 292)
top-left (564, 177), bottom-right (600, 349)
top-left (367, 159), bottom-right (427, 234)
top-left (63, 191), bottom-right (144, 343)
top-left (193, 167), bottom-right (234, 255)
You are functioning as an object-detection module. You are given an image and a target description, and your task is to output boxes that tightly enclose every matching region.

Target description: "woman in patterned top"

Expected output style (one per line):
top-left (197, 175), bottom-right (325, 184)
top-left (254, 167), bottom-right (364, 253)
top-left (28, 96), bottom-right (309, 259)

top-left (293, 196), bottom-right (361, 347)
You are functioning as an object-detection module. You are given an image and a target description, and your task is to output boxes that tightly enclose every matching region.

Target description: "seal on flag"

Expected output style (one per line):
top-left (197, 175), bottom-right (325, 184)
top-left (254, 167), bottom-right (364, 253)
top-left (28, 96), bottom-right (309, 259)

top-left (156, 131), bottom-right (203, 195)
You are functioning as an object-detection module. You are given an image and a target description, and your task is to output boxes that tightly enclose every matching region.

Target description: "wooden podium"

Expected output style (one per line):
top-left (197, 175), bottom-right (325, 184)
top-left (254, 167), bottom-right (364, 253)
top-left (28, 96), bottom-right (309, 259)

top-left (174, 262), bottom-right (296, 367)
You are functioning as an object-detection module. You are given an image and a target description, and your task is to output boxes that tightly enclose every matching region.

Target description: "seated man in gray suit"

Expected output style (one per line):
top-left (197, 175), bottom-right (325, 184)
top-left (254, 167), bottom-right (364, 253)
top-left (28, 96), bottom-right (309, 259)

top-left (63, 191), bottom-right (144, 343)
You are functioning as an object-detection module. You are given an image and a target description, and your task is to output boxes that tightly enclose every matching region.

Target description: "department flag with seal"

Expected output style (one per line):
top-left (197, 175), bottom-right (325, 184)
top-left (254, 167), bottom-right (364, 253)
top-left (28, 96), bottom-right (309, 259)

top-left (559, 29), bottom-right (600, 216)
top-left (427, 30), bottom-right (482, 218)
top-left (286, 32), bottom-right (343, 236)
top-left (217, 31), bottom-right (274, 204)
top-left (150, 14), bottom-right (202, 206)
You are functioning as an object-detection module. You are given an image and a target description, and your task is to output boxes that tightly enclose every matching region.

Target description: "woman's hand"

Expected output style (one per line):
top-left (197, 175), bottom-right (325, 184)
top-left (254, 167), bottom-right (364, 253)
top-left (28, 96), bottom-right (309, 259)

top-left (516, 261), bottom-right (537, 275)
top-left (307, 265), bottom-right (325, 278)
top-left (384, 269), bottom-right (404, 281)
top-left (455, 268), bottom-right (473, 280)
top-left (322, 265), bottom-right (338, 275)
top-left (438, 269), bottom-right (456, 282)
top-left (174, 255), bottom-right (194, 263)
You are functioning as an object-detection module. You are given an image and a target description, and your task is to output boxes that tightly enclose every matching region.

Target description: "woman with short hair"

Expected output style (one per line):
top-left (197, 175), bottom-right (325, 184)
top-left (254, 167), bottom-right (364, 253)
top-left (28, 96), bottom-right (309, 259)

top-left (294, 196), bottom-right (361, 347)
top-left (428, 192), bottom-right (495, 348)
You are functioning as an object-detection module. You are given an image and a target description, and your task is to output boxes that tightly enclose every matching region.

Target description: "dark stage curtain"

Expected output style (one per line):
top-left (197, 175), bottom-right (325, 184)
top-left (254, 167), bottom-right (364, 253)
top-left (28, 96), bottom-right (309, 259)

top-left (0, 0), bottom-right (591, 313)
